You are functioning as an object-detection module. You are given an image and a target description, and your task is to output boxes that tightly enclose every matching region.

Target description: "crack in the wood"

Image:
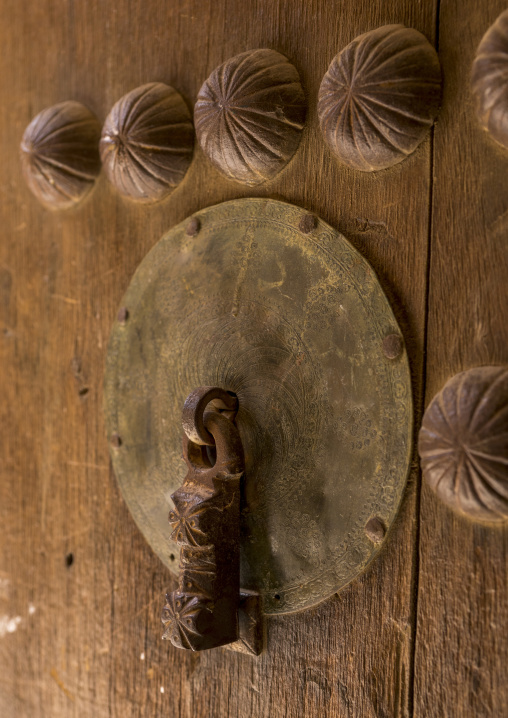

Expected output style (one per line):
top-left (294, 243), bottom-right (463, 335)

top-left (409, 3), bottom-right (442, 718)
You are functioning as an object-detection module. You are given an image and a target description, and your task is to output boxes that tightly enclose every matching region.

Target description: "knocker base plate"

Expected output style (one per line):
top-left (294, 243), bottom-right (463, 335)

top-left (104, 198), bottom-right (413, 615)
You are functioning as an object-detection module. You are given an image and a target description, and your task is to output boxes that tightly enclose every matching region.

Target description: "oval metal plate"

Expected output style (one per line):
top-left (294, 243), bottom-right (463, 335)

top-left (104, 198), bottom-right (413, 614)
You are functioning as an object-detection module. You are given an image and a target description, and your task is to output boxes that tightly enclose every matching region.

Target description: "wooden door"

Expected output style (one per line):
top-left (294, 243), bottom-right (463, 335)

top-left (1, 1), bottom-right (506, 716)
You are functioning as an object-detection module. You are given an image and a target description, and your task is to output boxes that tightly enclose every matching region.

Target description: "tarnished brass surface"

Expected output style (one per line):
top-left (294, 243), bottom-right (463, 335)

top-left (104, 198), bottom-right (413, 615)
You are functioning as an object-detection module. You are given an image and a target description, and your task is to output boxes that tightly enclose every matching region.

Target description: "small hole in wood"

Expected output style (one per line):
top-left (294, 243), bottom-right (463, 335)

top-left (65, 553), bottom-right (74, 568)
top-left (274, 594), bottom-right (281, 601)
top-left (169, 553), bottom-right (175, 561)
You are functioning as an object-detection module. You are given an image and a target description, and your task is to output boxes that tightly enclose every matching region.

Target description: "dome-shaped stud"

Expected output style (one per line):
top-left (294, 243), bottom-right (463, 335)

top-left (100, 82), bottom-right (194, 203)
top-left (419, 366), bottom-right (508, 523)
top-left (471, 9), bottom-right (508, 150)
top-left (20, 101), bottom-right (101, 210)
top-left (194, 49), bottom-right (306, 185)
top-left (318, 25), bottom-right (442, 172)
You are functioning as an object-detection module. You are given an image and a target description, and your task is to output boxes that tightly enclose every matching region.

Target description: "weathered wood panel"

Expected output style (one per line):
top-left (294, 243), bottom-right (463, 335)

top-left (415, 1), bottom-right (508, 716)
top-left (0, 1), bottom-right (436, 716)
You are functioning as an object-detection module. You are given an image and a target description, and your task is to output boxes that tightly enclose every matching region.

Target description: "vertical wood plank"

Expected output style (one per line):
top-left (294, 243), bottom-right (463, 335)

top-left (415, 1), bottom-right (508, 716)
top-left (0, 1), bottom-right (436, 716)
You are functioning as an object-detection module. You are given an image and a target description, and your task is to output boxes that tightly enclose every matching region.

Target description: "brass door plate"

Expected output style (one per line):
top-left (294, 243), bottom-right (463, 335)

top-left (104, 198), bottom-right (413, 615)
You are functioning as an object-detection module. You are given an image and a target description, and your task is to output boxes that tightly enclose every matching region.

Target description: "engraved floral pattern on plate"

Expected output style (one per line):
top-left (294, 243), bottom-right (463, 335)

top-left (104, 198), bottom-right (413, 614)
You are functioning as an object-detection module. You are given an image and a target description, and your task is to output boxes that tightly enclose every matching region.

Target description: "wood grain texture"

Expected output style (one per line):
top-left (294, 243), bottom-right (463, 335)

top-left (0, 1), bottom-right (435, 716)
top-left (415, 0), bottom-right (508, 715)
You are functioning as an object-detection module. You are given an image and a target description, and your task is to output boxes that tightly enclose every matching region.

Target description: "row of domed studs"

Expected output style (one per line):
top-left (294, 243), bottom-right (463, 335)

top-left (21, 11), bottom-right (507, 211)
top-left (19, 47), bottom-right (306, 210)
top-left (320, 9), bottom-right (508, 167)
top-left (418, 10), bottom-right (508, 524)
top-left (19, 45), bottom-right (309, 210)
top-left (19, 84), bottom-right (194, 210)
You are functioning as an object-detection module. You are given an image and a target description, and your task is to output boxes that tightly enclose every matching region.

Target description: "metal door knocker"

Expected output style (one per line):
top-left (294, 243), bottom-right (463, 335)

top-left (104, 198), bottom-right (413, 652)
top-left (161, 386), bottom-right (262, 654)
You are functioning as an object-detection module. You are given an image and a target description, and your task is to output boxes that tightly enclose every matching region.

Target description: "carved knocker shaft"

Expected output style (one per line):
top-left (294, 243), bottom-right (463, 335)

top-left (161, 387), bottom-right (243, 651)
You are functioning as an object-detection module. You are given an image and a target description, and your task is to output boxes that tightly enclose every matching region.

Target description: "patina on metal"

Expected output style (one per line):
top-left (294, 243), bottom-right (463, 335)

top-left (104, 198), bottom-right (413, 615)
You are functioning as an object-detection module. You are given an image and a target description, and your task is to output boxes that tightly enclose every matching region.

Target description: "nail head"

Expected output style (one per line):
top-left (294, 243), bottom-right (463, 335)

top-left (117, 307), bottom-right (129, 323)
top-left (110, 432), bottom-right (122, 448)
top-left (299, 213), bottom-right (317, 234)
top-left (186, 217), bottom-right (201, 237)
top-left (382, 333), bottom-right (403, 360)
top-left (365, 516), bottom-right (386, 543)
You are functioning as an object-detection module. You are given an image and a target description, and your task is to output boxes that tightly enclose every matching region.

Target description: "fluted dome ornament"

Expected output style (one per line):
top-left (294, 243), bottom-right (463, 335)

top-left (194, 49), bottom-right (306, 185)
top-left (419, 366), bottom-right (508, 523)
top-left (100, 82), bottom-right (194, 203)
top-left (20, 101), bottom-right (101, 210)
top-left (471, 9), bottom-right (508, 150)
top-left (318, 25), bottom-right (442, 172)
